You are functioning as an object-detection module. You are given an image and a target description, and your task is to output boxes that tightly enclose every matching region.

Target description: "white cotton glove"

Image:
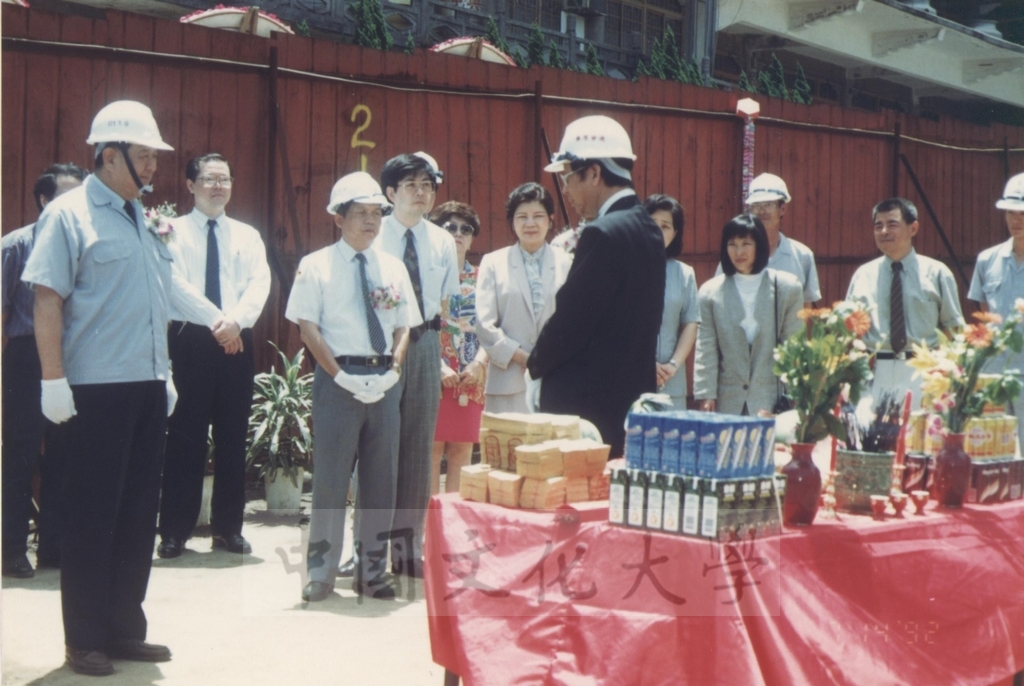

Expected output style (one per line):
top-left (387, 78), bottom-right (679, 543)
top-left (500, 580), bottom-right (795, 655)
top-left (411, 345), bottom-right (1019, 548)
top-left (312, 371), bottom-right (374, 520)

top-left (525, 369), bottom-right (542, 413)
top-left (363, 370), bottom-right (400, 397)
top-left (41, 378), bottom-right (77, 424)
top-left (166, 377), bottom-right (178, 416)
top-left (352, 391), bottom-right (386, 405)
top-left (334, 370), bottom-right (375, 396)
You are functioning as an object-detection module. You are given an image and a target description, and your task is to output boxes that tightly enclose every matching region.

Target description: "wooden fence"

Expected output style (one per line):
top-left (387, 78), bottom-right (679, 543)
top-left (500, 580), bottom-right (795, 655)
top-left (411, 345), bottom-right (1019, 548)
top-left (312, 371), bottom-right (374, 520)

top-left (4, 5), bottom-right (1023, 376)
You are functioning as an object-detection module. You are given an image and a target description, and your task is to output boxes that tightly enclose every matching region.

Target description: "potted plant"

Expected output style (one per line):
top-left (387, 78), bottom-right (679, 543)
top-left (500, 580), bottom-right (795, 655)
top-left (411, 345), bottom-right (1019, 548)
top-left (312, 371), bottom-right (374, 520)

top-left (834, 392), bottom-right (903, 512)
top-left (772, 300), bottom-right (874, 525)
top-left (246, 343), bottom-right (313, 515)
top-left (907, 309), bottom-right (1024, 507)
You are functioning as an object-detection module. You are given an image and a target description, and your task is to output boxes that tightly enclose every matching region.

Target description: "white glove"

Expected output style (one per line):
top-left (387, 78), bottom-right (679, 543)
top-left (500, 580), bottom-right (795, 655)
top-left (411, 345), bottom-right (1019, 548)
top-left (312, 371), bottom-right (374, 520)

top-left (41, 378), bottom-right (77, 424)
top-left (362, 370), bottom-right (400, 397)
top-left (166, 377), bottom-right (178, 416)
top-left (352, 391), bottom-right (386, 405)
top-left (333, 370), bottom-right (375, 396)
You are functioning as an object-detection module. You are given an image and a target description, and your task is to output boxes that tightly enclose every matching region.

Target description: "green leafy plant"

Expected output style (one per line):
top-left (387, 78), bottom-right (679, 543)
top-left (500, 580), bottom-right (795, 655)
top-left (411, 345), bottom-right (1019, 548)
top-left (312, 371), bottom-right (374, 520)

top-left (547, 40), bottom-right (564, 69)
top-left (527, 23), bottom-right (546, 66)
top-left (908, 310), bottom-right (1024, 434)
top-left (791, 63), bottom-right (813, 104)
top-left (584, 43), bottom-right (604, 76)
top-left (246, 343), bottom-right (313, 487)
top-left (484, 17), bottom-right (512, 55)
top-left (773, 301), bottom-right (874, 444)
top-left (737, 70), bottom-right (757, 93)
top-left (354, 0), bottom-right (393, 50)
top-left (404, 32), bottom-right (416, 55)
top-left (295, 19), bottom-right (310, 37)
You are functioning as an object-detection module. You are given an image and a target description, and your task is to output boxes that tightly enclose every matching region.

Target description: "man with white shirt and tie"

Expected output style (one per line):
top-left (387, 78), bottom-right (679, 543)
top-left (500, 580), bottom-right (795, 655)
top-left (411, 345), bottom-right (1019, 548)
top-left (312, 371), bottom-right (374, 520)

top-left (286, 171), bottom-right (419, 601)
top-left (339, 153), bottom-right (458, 581)
top-left (157, 153), bottom-right (271, 559)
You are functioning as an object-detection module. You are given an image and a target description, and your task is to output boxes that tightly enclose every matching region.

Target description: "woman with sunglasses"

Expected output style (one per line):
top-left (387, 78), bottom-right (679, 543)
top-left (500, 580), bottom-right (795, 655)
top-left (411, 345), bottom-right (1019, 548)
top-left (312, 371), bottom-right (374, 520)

top-left (428, 201), bottom-right (488, 494)
top-left (476, 183), bottom-right (571, 412)
top-left (693, 214), bottom-right (803, 415)
top-left (644, 194), bottom-right (700, 408)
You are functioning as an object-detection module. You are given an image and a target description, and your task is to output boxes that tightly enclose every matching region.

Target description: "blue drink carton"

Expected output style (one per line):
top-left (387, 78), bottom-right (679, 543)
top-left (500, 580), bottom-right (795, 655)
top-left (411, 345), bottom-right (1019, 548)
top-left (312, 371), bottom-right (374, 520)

top-left (760, 418), bottom-right (777, 476)
top-left (729, 420), bottom-right (749, 479)
top-left (743, 421), bottom-right (764, 478)
top-left (624, 412), bottom-right (645, 469)
top-left (642, 414), bottom-right (663, 472)
top-left (659, 413), bottom-right (682, 475)
top-left (677, 412), bottom-right (700, 476)
top-left (697, 417), bottom-right (735, 478)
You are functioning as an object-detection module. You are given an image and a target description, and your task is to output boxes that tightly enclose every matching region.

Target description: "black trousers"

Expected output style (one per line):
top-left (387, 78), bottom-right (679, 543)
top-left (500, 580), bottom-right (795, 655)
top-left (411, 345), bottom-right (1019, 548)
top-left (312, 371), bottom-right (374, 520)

top-left (61, 380), bottom-right (166, 650)
top-left (2, 336), bottom-right (44, 557)
top-left (159, 323), bottom-right (254, 542)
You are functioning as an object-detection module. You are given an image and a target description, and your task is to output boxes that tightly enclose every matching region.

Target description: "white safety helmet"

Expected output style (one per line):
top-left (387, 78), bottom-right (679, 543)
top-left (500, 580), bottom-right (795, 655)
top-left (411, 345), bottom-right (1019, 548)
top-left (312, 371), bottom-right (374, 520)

top-left (413, 151), bottom-right (444, 185)
top-left (327, 172), bottom-right (392, 215)
top-left (745, 173), bottom-right (791, 205)
top-left (544, 115), bottom-right (636, 180)
top-left (996, 173), bottom-right (1024, 212)
top-left (86, 100), bottom-right (173, 151)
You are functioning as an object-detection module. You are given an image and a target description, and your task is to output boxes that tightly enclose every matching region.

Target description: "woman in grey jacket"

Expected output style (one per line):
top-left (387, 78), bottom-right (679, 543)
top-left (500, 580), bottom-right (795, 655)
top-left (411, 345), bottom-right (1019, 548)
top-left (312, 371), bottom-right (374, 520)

top-left (694, 214), bottom-right (803, 416)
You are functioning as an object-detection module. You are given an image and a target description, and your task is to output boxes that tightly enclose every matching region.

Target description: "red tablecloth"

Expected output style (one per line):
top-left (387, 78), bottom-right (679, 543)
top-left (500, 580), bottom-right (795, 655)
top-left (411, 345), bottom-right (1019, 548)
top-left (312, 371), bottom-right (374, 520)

top-left (424, 495), bottom-right (1024, 686)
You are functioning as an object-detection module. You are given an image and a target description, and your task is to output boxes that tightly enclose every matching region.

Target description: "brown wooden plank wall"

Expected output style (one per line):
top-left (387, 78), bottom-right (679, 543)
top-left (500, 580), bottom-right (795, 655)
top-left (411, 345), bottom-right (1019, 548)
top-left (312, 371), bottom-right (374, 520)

top-left (4, 5), bottom-right (1023, 373)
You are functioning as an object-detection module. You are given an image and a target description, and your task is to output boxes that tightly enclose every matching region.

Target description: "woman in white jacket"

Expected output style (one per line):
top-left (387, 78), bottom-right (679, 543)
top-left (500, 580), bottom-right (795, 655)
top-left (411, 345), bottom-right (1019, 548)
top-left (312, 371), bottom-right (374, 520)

top-left (475, 183), bottom-right (571, 412)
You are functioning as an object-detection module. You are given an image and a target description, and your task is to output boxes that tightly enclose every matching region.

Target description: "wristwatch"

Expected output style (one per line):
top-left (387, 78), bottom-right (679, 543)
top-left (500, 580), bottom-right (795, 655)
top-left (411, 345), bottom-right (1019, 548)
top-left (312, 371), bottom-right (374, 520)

top-left (390, 362), bottom-right (402, 376)
top-left (667, 359), bottom-right (679, 368)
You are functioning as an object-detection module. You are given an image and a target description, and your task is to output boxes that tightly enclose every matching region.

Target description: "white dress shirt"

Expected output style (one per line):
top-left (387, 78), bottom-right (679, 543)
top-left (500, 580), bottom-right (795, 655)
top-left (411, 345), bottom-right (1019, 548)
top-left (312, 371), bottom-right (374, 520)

top-left (373, 215), bottom-right (459, 321)
top-left (168, 208), bottom-right (271, 330)
top-left (596, 188), bottom-right (636, 218)
top-left (285, 240), bottom-right (422, 357)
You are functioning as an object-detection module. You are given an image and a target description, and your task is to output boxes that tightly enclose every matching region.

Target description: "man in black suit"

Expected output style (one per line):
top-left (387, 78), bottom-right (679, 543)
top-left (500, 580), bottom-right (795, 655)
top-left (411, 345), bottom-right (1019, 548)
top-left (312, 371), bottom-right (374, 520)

top-left (527, 115), bottom-right (666, 456)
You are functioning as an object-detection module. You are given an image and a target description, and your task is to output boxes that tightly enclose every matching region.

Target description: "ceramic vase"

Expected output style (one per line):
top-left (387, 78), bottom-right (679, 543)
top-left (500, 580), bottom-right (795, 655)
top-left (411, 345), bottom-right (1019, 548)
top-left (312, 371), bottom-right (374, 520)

top-left (932, 433), bottom-right (971, 508)
top-left (783, 443), bottom-right (821, 526)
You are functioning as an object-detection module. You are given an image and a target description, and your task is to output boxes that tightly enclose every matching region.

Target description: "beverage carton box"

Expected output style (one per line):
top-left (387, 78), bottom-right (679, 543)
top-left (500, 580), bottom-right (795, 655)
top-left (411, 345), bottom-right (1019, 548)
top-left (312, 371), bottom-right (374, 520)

top-left (659, 414), bottom-right (682, 475)
top-left (1008, 458), bottom-right (1024, 500)
top-left (902, 453), bottom-right (928, 493)
top-left (728, 421), bottom-right (749, 479)
top-left (642, 414), bottom-right (664, 472)
top-left (966, 461), bottom-right (1002, 504)
top-left (743, 421), bottom-right (764, 479)
top-left (698, 417), bottom-right (734, 478)
top-left (677, 412), bottom-right (701, 476)
top-left (760, 418), bottom-right (777, 477)
top-left (624, 413), bottom-right (645, 469)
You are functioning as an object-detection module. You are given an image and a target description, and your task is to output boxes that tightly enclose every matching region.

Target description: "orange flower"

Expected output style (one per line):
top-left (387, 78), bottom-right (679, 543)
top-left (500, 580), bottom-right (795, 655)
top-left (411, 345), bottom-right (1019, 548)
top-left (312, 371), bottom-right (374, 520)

top-left (964, 324), bottom-right (994, 348)
top-left (972, 311), bottom-right (1003, 325)
top-left (1016, 298), bottom-right (1024, 315)
top-left (844, 309), bottom-right (872, 337)
top-left (814, 307), bottom-right (833, 317)
top-left (797, 308), bottom-right (815, 321)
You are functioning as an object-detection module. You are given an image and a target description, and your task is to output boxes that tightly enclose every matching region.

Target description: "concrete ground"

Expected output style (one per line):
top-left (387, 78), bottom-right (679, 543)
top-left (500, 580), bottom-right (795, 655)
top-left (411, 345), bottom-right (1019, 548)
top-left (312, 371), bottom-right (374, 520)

top-left (1, 494), bottom-right (446, 686)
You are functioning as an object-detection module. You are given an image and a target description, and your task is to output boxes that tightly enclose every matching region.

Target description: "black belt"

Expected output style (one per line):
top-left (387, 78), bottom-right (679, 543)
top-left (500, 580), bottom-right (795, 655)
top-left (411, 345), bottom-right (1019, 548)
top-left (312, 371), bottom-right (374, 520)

top-left (334, 355), bottom-right (393, 367)
top-left (410, 316), bottom-right (442, 342)
top-left (875, 351), bottom-right (915, 361)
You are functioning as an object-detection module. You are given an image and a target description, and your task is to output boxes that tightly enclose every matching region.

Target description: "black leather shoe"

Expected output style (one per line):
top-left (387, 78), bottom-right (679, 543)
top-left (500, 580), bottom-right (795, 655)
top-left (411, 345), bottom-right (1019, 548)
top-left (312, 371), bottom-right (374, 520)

top-left (105, 639), bottom-right (171, 662)
top-left (2, 554), bottom-right (35, 578)
top-left (157, 538), bottom-right (183, 559)
top-left (337, 557), bottom-right (357, 578)
top-left (301, 581), bottom-right (334, 602)
top-left (212, 534), bottom-right (251, 554)
top-left (352, 578), bottom-right (397, 600)
top-left (65, 648), bottom-right (114, 676)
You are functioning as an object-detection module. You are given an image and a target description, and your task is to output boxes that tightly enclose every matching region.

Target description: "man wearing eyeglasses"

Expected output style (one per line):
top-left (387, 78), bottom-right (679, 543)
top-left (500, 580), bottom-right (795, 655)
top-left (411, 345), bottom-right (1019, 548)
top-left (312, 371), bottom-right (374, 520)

top-left (156, 153), bottom-right (271, 559)
top-left (338, 152), bottom-right (457, 580)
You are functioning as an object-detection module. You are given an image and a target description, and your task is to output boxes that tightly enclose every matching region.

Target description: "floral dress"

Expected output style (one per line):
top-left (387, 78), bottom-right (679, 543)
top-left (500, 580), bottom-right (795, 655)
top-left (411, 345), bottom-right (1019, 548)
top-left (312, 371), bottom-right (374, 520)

top-left (439, 261), bottom-right (485, 406)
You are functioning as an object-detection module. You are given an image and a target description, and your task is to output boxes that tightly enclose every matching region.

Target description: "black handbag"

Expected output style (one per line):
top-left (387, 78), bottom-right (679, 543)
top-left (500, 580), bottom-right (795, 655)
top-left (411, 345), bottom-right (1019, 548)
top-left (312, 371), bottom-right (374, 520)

top-left (772, 274), bottom-right (795, 414)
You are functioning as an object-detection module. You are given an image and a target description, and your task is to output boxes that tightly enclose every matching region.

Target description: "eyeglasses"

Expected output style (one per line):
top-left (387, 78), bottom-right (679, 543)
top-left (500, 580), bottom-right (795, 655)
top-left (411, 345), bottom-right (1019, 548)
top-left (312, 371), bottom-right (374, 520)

top-left (558, 170), bottom-right (577, 187)
top-left (196, 176), bottom-right (233, 188)
top-left (747, 202), bottom-right (778, 213)
top-left (444, 221), bottom-right (475, 236)
top-left (398, 180), bottom-right (435, 194)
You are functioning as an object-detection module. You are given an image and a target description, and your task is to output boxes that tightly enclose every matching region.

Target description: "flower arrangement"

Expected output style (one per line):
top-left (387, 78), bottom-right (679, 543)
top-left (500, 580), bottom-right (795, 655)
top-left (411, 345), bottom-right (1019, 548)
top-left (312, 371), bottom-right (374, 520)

top-left (369, 284), bottom-right (402, 311)
top-left (144, 202), bottom-right (176, 244)
top-left (907, 307), bottom-right (1024, 434)
top-left (772, 300), bottom-right (874, 444)
top-left (550, 221), bottom-right (586, 255)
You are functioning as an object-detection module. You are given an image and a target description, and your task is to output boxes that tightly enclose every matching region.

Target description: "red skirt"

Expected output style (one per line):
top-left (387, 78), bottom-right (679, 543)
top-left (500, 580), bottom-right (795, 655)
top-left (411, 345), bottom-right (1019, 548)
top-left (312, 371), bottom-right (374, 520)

top-left (434, 390), bottom-right (485, 443)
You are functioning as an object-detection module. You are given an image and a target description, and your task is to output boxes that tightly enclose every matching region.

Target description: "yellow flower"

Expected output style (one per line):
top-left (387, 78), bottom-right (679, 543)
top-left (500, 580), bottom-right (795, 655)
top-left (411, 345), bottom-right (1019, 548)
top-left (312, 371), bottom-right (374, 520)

top-left (920, 371), bottom-right (951, 398)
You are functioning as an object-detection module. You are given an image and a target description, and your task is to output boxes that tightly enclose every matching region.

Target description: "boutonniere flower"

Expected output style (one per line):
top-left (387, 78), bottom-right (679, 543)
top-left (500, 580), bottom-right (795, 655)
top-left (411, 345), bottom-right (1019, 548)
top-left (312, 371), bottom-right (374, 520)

top-left (370, 284), bottom-right (402, 311)
top-left (144, 202), bottom-right (177, 244)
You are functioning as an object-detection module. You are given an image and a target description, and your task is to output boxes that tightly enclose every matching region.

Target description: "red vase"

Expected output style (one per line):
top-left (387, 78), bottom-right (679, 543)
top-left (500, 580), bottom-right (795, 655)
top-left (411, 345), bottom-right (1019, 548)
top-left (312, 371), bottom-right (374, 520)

top-left (783, 442), bottom-right (821, 526)
top-left (932, 433), bottom-right (971, 508)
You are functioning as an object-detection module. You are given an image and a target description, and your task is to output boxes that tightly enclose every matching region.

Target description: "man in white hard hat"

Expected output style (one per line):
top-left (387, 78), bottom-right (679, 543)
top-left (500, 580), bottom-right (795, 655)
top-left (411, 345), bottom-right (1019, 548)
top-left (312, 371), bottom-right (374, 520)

top-left (285, 171), bottom-right (420, 602)
top-left (337, 151), bottom-right (456, 582)
top-left (156, 153), bottom-right (271, 560)
top-left (716, 173), bottom-right (821, 308)
top-left (2, 163), bottom-right (87, 580)
top-left (968, 172), bottom-right (1024, 450)
top-left (527, 115), bottom-right (666, 456)
top-left (846, 197), bottom-right (963, 407)
top-left (21, 101), bottom-right (176, 676)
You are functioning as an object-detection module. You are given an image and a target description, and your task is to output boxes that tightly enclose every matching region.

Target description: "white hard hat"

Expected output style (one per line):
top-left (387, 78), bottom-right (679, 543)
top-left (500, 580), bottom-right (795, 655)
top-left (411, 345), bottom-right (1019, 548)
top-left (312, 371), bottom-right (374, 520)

top-left (413, 151), bottom-right (444, 185)
top-left (544, 115), bottom-right (636, 177)
top-left (327, 172), bottom-right (391, 214)
top-left (996, 173), bottom-right (1024, 211)
top-left (745, 173), bottom-right (791, 205)
top-left (86, 100), bottom-right (172, 151)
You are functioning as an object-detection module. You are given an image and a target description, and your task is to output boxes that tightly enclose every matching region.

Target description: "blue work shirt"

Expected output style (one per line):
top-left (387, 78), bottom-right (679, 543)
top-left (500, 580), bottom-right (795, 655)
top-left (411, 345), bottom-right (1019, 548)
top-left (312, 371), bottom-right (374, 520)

top-left (22, 175), bottom-right (173, 385)
top-left (969, 238), bottom-right (1024, 371)
top-left (2, 224), bottom-right (37, 338)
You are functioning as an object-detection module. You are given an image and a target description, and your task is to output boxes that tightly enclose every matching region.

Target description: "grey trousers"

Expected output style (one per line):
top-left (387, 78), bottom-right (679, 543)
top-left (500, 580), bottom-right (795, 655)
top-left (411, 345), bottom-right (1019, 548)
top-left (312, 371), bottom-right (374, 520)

top-left (307, 364), bottom-right (400, 586)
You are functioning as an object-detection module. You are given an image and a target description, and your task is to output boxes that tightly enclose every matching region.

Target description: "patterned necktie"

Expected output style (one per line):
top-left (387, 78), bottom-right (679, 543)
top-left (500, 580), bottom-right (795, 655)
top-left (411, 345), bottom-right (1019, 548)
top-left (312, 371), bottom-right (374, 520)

top-left (403, 229), bottom-right (425, 319)
top-left (355, 252), bottom-right (388, 354)
top-left (890, 261), bottom-right (907, 354)
top-left (124, 201), bottom-right (137, 227)
top-left (206, 219), bottom-right (222, 309)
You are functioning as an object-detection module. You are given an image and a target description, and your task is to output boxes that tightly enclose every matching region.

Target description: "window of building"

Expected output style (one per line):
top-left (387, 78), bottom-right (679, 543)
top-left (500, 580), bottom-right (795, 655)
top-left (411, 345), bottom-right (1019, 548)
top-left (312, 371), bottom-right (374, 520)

top-left (600, 0), bottom-right (684, 53)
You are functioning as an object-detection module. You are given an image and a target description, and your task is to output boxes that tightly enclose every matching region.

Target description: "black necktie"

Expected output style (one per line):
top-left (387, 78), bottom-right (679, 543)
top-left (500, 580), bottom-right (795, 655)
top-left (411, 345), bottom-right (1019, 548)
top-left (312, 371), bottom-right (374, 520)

top-left (403, 229), bottom-right (425, 320)
top-left (890, 261), bottom-right (907, 354)
top-left (355, 253), bottom-right (388, 354)
top-left (206, 219), bottom-right (221, 309)
top-left (124, 201), bottom-right (137, 227)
